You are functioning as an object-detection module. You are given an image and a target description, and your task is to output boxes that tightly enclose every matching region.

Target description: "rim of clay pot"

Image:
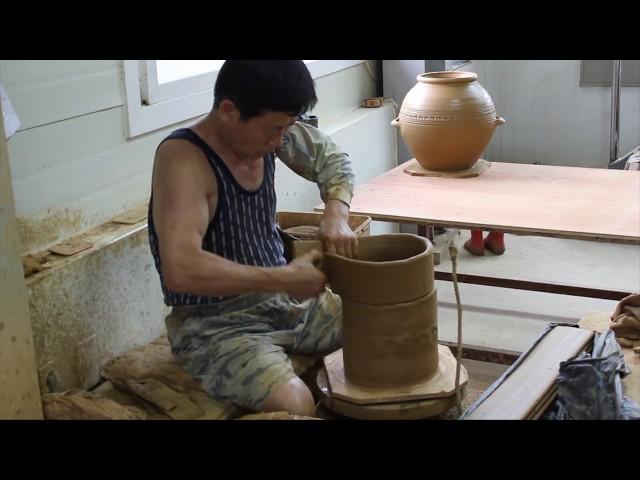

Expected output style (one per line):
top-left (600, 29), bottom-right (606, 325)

top-left (417, 71), bottom-right (477, 84)
top-left (324, 234), bottom-right (430, 266)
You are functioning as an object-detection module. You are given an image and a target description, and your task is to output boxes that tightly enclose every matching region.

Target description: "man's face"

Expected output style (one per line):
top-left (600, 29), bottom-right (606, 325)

top-left (229, 107), bottom-right (298, 159)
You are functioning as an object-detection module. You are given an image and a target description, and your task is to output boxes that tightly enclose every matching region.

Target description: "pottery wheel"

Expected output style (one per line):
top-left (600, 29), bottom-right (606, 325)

top-left (316, 369), bottom-right (464, 420)
top-left (317, 345), bottom-right (468, 419)
top-left (403, 159), bottom-right (491, 178)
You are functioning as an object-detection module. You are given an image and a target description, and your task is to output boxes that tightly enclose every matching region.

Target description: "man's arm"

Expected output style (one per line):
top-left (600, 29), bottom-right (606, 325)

top-left (152, 140), bottom-right (326, 300)
top-left (276, 122), bottom-right (358, 257)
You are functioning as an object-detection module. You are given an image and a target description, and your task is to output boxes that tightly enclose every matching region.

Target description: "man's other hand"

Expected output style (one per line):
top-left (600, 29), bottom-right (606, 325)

top-left (320, 199), bottom-right (358, 258)
top-left (285, 250), bottom-right (327, 300)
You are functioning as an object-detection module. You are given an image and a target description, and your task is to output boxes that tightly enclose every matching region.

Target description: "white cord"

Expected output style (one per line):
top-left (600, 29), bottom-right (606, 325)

top-left (448, 241), bottom-right (464, 417)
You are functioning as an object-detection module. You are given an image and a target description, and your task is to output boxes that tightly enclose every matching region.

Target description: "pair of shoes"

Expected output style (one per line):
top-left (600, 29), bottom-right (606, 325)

top-left (463, 231), bottom-right (506, 256)
top-left (484, 231), bottom-right (505, 255)
top-left (463, 237), bottom-right (485, 256)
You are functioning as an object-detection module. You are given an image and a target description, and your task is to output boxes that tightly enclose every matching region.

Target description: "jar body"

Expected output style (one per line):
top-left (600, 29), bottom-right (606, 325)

top-left (393, 71), bottom-right (505, 171)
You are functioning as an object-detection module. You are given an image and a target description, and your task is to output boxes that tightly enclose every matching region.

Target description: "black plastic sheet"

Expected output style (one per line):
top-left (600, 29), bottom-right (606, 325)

top-left (545, 328), bottom-right (640, 420)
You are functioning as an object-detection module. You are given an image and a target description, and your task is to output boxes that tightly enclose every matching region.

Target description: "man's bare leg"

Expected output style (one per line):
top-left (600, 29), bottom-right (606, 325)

top-left (261, 377), bottom-right (315, 416)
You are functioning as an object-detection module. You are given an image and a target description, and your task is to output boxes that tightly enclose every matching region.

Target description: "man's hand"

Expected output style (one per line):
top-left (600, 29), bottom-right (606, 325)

top-left (284, 250), bottom-right (327, 300)
top-left (320, 199), bottom-right (358, 258)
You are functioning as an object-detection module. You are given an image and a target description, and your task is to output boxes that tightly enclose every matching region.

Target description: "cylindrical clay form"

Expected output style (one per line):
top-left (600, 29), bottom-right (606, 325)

top-left (325, 234), bottom-right (438, 388)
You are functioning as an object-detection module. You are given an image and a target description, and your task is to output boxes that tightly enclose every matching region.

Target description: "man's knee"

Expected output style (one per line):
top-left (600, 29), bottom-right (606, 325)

top-left (261, 377), bottom-right (315, 417)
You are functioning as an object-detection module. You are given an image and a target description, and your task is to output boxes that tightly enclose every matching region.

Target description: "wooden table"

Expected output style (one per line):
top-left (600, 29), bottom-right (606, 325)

top-left (317, 160), bottom-right (640, 304)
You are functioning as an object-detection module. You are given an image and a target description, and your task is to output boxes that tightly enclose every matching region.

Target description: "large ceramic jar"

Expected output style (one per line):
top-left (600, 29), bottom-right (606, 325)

top-left (392, 71), bottom-right (505, 171)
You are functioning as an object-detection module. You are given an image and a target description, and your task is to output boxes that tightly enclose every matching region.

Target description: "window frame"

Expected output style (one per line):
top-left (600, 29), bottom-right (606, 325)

top-left (123, 60), bottom-right (366, 138)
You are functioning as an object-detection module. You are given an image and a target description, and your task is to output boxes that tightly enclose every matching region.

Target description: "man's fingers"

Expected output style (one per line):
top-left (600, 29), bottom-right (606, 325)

top-left (307, 249), bottom-right (324, 266)
top-left (343, 239), bottom-right (353, 259)
top-left (323, 236), bottom-right (360, 258)
top-left (352, 237), bottom-right (359, 258)
top-left (335, 240), bottom-right (347, 257)
top-left (324, 241), bottom-right (337, 255)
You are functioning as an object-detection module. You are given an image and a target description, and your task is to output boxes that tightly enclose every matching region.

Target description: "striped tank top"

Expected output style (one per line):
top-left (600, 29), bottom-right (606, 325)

top-left (148, 128), bottom-right (286, 306)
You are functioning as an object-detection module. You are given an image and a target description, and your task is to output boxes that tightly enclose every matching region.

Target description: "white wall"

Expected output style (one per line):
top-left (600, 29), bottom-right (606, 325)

top-left (1, 60), bottom-right (386, 253)
top-left (2, 60), bottom-right (398, 391)
top-left (382, 60), bottom-right (425, 164)
top-left (1, 60), bottom-right (167, 253)
top-left (462, 60), bottom-right (640, 168)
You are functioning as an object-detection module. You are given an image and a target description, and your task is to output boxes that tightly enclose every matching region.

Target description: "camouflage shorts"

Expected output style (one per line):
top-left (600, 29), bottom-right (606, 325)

top-left (165, 289), bottom-right (342, 411)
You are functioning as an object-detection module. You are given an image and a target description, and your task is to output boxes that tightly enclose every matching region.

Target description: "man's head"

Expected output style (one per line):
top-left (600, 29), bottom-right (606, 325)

top-left (212, 61), bottom-right (317, 158)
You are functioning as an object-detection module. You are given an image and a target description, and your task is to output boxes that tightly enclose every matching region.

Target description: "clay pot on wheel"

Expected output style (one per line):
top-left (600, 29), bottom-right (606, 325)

top-left (392, 71), bottom-right (505, 171)
top-left (325, 234), bottom-right (438, 388)
top-left (341, 289), bottom-right (439, 387)
top-left (324, 234), bottom-right (434, 306)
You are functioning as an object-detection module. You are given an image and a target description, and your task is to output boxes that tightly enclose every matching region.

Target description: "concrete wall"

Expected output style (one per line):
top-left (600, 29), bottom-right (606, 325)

top-left (2, 60), bottom-right (397, 391)
top-left (462, 60), bottom-right (640, 168)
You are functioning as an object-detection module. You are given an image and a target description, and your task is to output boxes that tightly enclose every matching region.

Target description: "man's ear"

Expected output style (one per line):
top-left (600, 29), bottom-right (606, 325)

top-left (218, 99), bottom-right (240, 123)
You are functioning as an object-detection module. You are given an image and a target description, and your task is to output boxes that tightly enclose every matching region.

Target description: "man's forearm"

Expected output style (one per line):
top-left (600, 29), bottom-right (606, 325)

top-left (323, 198), bottom-right (350, 220)
top-left (163, 247), bottom-right (293, 298)
top-left (277, 122), bottom-right (355, 205)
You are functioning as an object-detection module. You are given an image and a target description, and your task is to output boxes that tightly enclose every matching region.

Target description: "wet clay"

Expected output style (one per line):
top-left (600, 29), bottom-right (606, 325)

top-left (326, 234), bottom-right (438, 387)
top-left (341, 290), bottom-right (439, 387)
top-left (325, 234), bottom-right (434, 306)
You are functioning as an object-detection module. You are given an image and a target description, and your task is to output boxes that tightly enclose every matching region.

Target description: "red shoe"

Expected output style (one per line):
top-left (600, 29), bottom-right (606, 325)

top-left (464, 230), bottom-right (485, 256)
top-left (485, 231), bottom-right (505, 255)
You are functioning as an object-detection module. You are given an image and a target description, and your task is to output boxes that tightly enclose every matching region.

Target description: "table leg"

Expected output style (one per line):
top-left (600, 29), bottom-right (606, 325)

top-left (434, 271), bottom-right (632, 301)
top-left (417, 223), bottom-right (435, 241)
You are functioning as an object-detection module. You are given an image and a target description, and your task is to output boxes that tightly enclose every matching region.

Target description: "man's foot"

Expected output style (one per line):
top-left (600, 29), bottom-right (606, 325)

top-left (464, 230), bottom-right (485, 256)
top-left (485, 231), bottom-right (505, 255)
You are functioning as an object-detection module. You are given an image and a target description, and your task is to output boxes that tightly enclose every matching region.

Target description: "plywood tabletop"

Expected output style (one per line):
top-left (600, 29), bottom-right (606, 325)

top-left (320, 160), bottom-right (640, 243)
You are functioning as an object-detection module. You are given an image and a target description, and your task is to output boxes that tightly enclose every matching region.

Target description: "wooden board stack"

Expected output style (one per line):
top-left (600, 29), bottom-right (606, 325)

top-left (463, 326), bottom-right (594, 420)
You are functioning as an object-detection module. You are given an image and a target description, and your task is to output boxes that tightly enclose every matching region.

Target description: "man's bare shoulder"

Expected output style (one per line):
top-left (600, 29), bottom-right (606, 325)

top-left (155, 138), bottom-right (209, 167)
top-left (153, 139), bottom-right (216, 194)
top-left (154, 139), bottom-right (211, 176)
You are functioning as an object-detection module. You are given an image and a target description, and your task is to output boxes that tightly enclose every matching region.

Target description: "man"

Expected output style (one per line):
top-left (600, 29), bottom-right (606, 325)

top-left (148, 60), bottom-right (357, 417)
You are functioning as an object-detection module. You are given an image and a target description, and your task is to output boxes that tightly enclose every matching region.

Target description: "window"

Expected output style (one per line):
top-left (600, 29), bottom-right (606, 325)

top-left (123, 60), bottom-right (366, 138)
top-left (580, 60), bottom-right (640, 87)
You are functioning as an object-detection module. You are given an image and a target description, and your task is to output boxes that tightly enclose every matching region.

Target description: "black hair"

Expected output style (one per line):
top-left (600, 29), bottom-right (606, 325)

top-left (213, 60), bottom-right (318, 120)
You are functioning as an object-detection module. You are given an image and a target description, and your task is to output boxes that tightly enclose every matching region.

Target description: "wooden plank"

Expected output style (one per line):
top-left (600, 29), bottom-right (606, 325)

top-left (42, 389), bottom-right (147, 420)
top-left (49, 240), bottom-right (93, 256)
top-left (320, 160), bottom-right (640, 243)
top-left (464, 326), bottom-right (593, 420)
top-left (324, 345), bottom-right (468, 405)
top-left (434, 271), bottom-right (633, 301)
top-left (528, 388), bottom-right (557, 420)
top-left (0, 101), bottom-right (43, 419)
top-left (403, 158), bottom-right (491, 178)
top-left (112, 204), bottom-right (148, 225)
top-left (111, 378), bottom-right (204, 420)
